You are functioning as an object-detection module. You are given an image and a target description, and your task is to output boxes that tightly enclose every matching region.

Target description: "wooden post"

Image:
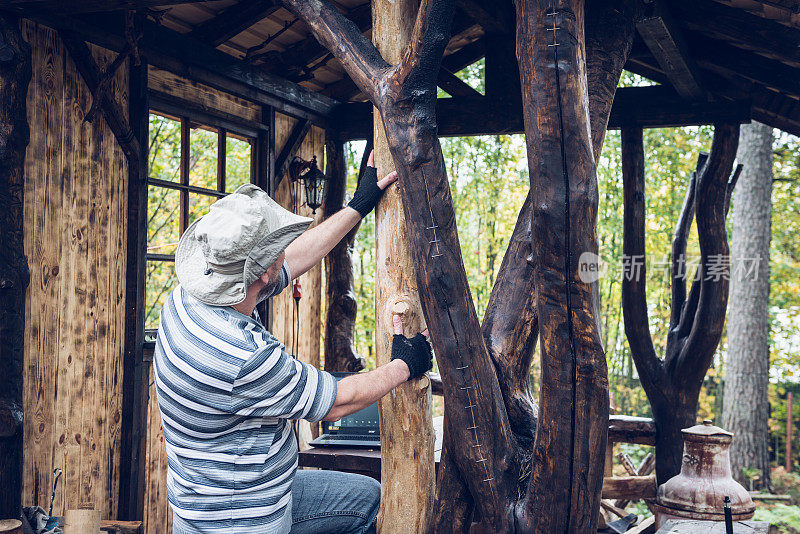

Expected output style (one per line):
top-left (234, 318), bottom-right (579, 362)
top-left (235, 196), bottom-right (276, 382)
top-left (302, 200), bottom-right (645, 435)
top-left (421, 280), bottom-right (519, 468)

top-left (787, 392), bottom-right (793, 472)
top-left (117, 18), bottom-right (149, 519)
top-left (514, 0), bottom-right (610, 530)
top-left (0, 13), bottom-right (31, 521)
top-left (621, 123), bottom-right (740, 483)
top-left (372, 1), bottom-right (435, 531)
top-left (322, 137), bottom-right (368, 372)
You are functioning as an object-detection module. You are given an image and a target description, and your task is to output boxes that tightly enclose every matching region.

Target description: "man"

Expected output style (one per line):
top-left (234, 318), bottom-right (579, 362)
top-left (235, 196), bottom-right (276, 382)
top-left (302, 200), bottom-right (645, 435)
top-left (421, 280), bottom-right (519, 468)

top-left (153, 152), bottom-right (434, 534)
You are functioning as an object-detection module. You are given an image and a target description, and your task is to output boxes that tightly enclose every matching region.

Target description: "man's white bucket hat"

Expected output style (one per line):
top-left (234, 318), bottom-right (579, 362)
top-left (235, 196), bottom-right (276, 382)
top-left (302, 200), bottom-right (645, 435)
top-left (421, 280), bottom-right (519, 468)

top-left (175, 184), bottom-right (312, 306)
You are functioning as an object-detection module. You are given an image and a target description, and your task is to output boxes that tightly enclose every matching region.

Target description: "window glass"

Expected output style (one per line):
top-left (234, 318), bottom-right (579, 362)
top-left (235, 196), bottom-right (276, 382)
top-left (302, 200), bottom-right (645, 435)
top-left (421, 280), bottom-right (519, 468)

top-left (147, 185), bottom-right (180, 256)
top-left (149, 114), bottom-right (181, 182)
top-left (189, 125), bottom-right (219, 190)
top-left (226, 134), bottom-right (253, 192)
top-left (145, 260), bottom-right (177, 329)
top-left (188, 193), bottom-right (217, 226)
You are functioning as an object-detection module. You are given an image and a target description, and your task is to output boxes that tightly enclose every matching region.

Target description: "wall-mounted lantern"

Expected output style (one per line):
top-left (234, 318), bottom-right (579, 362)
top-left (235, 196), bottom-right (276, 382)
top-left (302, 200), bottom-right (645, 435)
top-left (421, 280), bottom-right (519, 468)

top-left (288, 155), bottom-right (328, 214)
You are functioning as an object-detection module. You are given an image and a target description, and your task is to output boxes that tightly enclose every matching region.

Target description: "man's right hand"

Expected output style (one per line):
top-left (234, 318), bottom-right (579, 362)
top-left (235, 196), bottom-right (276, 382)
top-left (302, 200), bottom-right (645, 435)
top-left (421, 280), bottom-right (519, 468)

top-left (390, 315), bottom-right (433, 381)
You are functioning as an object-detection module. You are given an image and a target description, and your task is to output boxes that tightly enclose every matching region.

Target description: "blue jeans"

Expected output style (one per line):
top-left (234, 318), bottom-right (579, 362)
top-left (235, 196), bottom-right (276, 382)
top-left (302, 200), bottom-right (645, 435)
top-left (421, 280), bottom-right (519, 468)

top-left (290, 470), bottom-right (380, 534)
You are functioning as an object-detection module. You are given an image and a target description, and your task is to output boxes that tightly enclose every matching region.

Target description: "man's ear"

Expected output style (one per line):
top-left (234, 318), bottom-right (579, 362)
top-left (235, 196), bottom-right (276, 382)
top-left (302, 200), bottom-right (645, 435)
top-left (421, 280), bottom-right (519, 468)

top-left (259, 270), bottom-right (272, 284)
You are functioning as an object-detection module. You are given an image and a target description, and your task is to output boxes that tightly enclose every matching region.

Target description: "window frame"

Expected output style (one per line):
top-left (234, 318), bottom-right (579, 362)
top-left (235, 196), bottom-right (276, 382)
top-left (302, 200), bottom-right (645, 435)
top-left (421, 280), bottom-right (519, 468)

top-left (145, 99), bottom-right (265, 329)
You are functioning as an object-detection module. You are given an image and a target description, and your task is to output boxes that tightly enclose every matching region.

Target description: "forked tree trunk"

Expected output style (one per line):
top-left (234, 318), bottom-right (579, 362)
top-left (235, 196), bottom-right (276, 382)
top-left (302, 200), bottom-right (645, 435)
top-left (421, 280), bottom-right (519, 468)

top-left (323, 137), bottom-right (369, 372)
top-left (372, 0), bottom-right (437, 530)
top-left (722, 121), bottom-right (773, 488)
top-left (0, 13), bottom-right (31, 520)
top-left (622, 123), bottom-right (742, 484)
top-left (514, 1), bottom-right (608, 531)
top-left (281, 0), bottom-right (633, 530)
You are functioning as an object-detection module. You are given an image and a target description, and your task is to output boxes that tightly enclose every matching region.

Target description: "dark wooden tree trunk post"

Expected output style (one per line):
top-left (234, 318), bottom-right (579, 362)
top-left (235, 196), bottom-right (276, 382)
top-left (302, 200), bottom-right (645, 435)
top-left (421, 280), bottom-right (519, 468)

top-left (322, 136), bottom-right (369, 372)
top-left (622, 123), bottom-right (741, 484)
top-left (0, 13), bottom-right (31, 521)
top-left (514, 1), bottom-right (608, 531)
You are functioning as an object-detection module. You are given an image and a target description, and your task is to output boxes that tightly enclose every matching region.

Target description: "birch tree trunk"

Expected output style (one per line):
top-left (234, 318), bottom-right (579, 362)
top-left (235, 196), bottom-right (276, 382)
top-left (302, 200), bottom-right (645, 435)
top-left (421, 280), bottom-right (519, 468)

top-left (722, 121), bottom-right (774, 489)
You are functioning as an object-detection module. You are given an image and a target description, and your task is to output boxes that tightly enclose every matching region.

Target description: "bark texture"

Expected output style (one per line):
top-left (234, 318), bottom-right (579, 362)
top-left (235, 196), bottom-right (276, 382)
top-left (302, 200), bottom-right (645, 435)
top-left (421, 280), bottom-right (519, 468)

top-left (514, 1), bottom-right (608, 531)
top-left (372, 1), bottom-right (437, 531)
top-left (722, 121), bottom-right (773, 489)
top-left (0, 13), bottom-right (31, 520)
top-left (322, 137), bottom-right (369, 372)
top-left (622, 123), bottom-right (742, 484)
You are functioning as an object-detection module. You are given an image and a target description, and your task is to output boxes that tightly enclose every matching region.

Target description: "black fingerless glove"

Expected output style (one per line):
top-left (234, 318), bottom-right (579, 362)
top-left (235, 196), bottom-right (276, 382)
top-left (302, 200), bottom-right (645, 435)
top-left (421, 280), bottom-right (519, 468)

top-left (347, 166), bottom-right (385, 217)
top-left (391, 333), bottom-right (434, 381)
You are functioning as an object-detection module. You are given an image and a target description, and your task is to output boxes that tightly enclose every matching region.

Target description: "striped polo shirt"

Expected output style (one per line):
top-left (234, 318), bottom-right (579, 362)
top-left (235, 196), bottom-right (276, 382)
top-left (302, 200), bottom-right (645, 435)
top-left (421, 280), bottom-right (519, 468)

top-left (153, 263), bottom-right (338, 533)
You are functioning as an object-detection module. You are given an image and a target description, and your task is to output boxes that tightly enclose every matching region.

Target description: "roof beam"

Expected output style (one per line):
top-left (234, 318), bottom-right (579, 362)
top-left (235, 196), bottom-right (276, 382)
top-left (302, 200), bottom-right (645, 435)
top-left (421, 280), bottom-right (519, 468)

top-left (1, 0), bottom-right (214, 12)
top-left (25, 12), bottom-right (338, 122)
top-left (671, 0), bottom-right (800, 66)
top-left (441, 37), bottom-right (486, 73)
top-left (437, 67), bottom-right (482, 98)
top-left (264, 3), bottom-right (371, 78)
top-left (636, 0), bottom-right (706, 100)
top-left (456, 0), bottom-right (510, 34)
top-left (188, 0), bottom-right (281, 47)
top-left (333, 86), bottom-right (751, 139)
top-left (624, 54), bottom-right (800, 137)
top-left (689, 34), bottom-right (800, 100)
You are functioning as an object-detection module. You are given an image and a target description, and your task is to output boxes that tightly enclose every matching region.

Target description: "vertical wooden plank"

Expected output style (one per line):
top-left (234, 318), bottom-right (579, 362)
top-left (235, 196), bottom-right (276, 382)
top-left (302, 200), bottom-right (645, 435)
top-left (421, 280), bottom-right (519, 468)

top-left (19, 18), bottom-right (41, 514)
top-left (21, 23), bottom-right (130, 518)
top-left (143, 365), bottom-right (171, 534)
top-left (22, 21), bottom-right (65, 512)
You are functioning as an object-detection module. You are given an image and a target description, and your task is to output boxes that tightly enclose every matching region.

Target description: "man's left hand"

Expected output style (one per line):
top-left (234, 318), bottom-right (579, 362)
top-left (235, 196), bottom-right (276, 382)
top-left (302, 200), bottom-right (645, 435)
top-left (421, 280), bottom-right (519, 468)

top-left (347, 150), bottom-right (398, 217)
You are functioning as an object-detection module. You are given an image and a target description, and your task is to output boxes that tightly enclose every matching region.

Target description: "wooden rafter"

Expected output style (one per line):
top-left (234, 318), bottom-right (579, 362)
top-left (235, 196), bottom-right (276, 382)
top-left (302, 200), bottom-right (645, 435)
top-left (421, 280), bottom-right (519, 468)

top-left (264, 3), bottom-right (371, 78)
top-left (636, 0), bottom-right (706, 100)
top-left (2, 0), bottom-right (215, 12)
top-left (688, 34), bottom-right (800, 100)
top-left (625, 47), bottom-right (800, 137)
top-left (333, 87), bottom-right (751, 139)
top-left (29, 12), bottom-right (339, 122)
top-left (274, 118), bottom-right (311, 188)
top-left (457, 0), bottom-right (510, 34)
top-left (437, 67), bottom-right (482, 97)
top-left (188, 0), bottom-right (281, 47)
top-left (672, 0), bottom-right (800, 66)
top-left (60, 30), bottom-right (141, 163)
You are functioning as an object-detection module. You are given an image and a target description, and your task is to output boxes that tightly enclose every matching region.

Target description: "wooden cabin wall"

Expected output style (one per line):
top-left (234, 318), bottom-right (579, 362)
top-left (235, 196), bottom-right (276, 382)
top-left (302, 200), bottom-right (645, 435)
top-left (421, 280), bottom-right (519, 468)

top-left (272, 115), bottom-right (325, 371)
top-left (21, 21), bottom-right (129, 518)
top-left (271, 115), bottom-right (326, 446)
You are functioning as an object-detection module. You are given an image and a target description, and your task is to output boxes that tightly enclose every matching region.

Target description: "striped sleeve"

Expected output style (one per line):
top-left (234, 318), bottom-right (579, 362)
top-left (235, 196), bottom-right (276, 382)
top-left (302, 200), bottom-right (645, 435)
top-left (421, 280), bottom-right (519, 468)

top-left (230, 345), bottom-right (338, 423)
